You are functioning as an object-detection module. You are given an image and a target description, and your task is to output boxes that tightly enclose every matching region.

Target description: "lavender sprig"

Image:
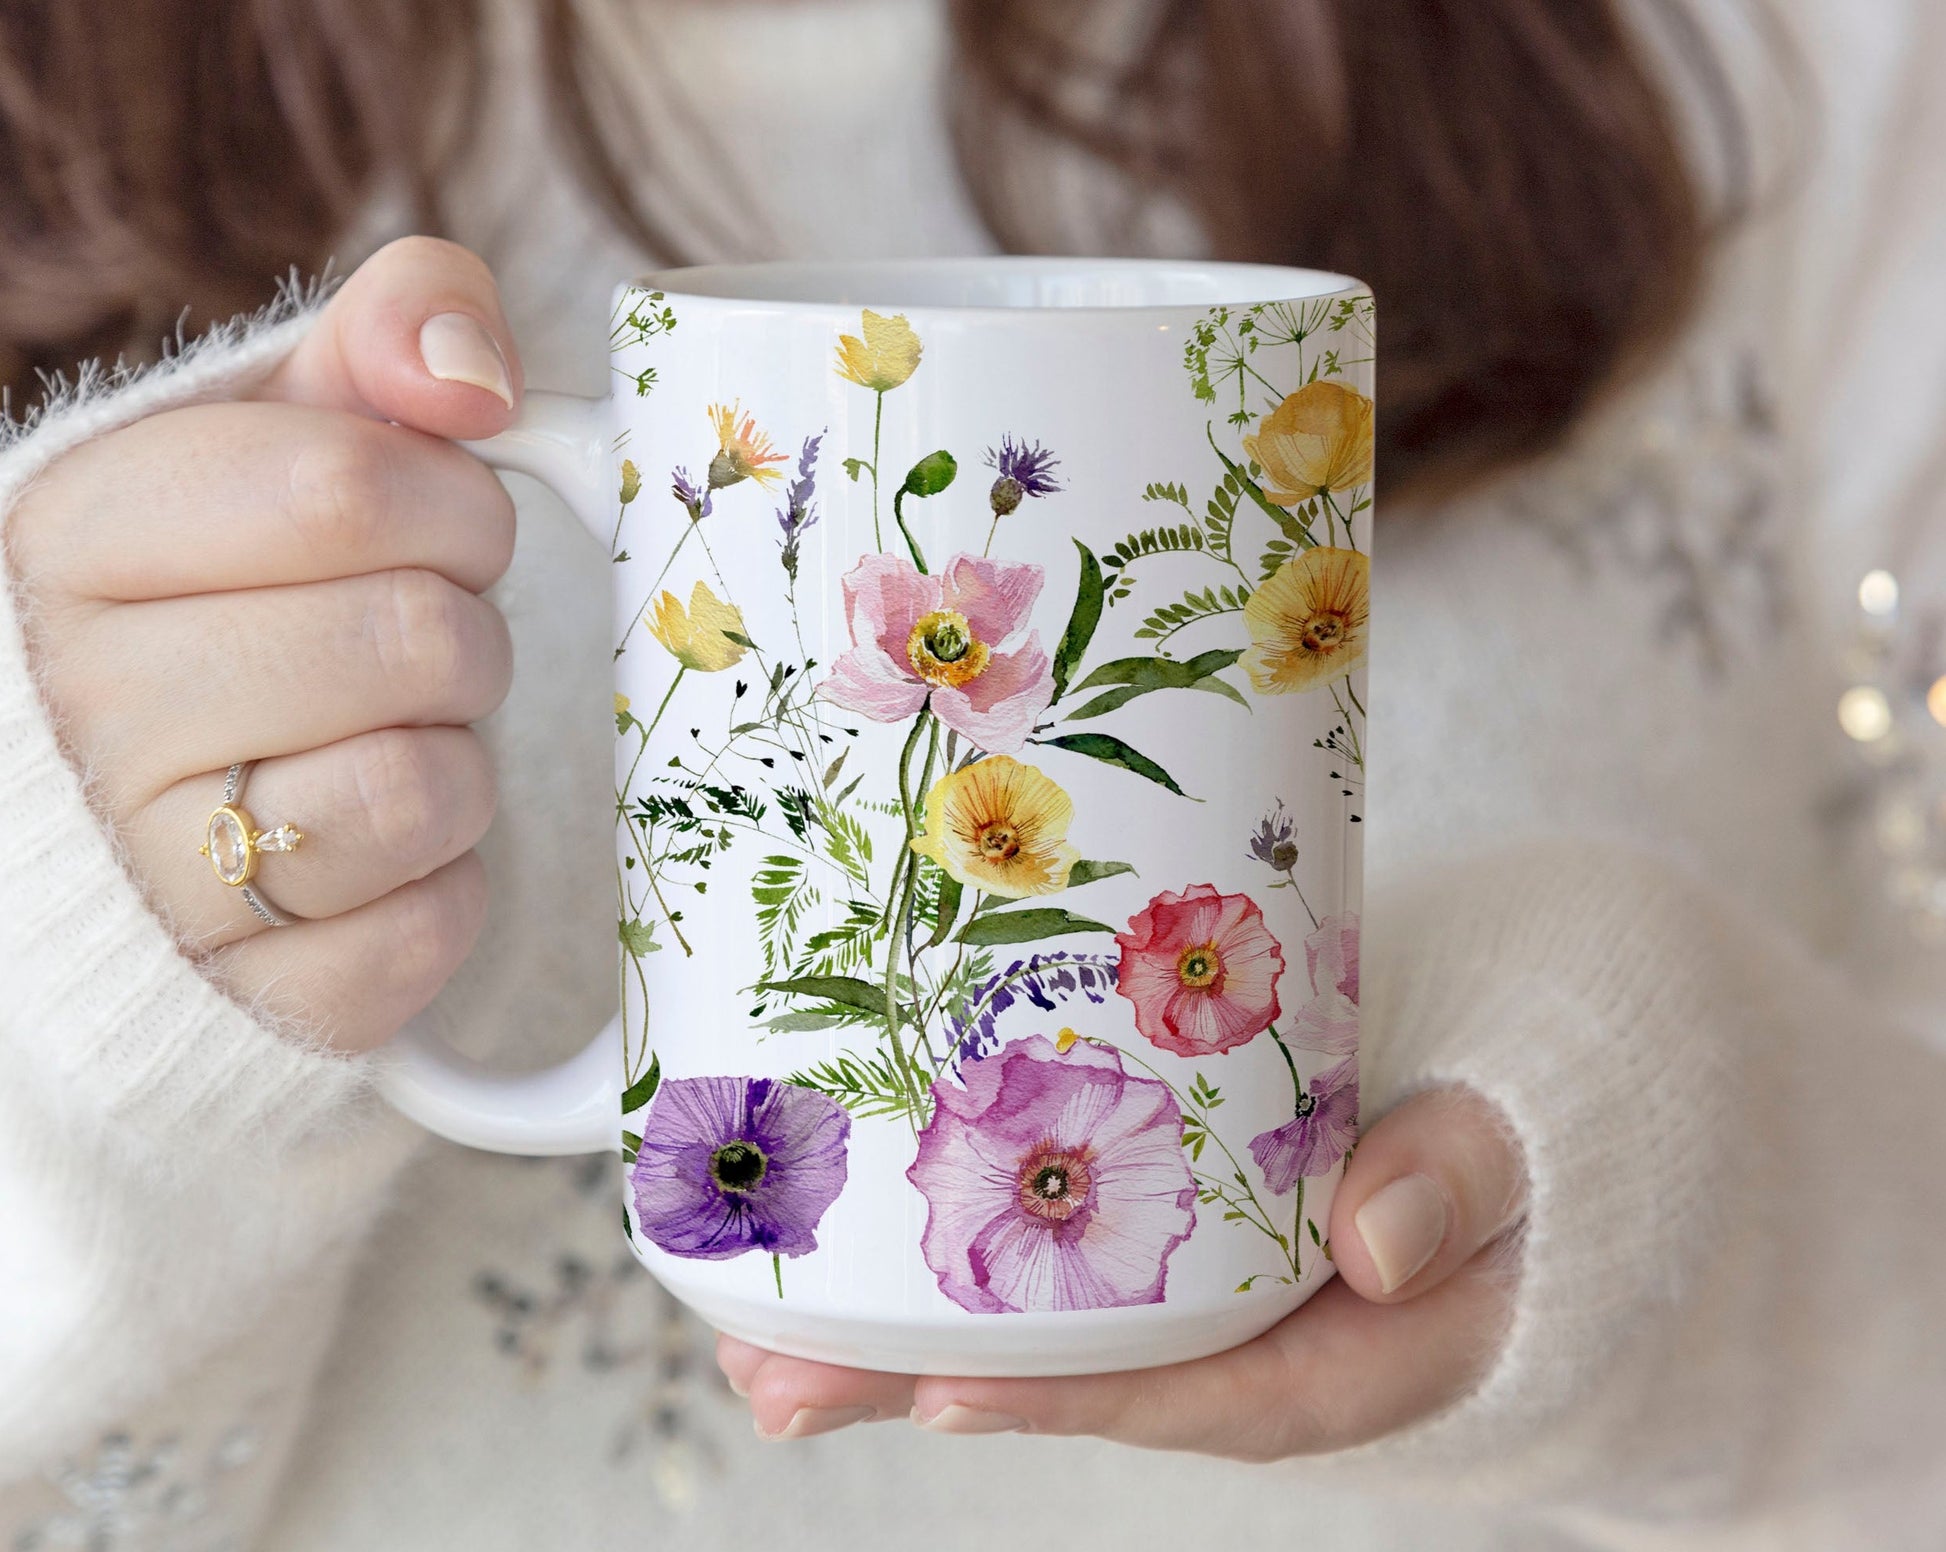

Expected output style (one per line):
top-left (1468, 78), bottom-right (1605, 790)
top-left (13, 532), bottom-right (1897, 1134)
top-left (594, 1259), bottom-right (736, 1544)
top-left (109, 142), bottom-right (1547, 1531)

top-left (776, 432), bottom-right (825, 580)
top-left (948, 952), bottom-right (1120, 1069)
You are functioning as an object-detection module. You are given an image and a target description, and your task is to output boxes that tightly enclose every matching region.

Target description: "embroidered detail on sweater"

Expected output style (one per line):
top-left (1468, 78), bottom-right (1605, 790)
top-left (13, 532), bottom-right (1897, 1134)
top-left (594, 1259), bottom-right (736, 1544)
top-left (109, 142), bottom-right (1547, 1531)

top-left (9, 1409), bottom-right (269, 1552)
top-left (1508, 349), bottom-right (1787, 675)
top-left (468, 1157), bottom-right (730, 1506)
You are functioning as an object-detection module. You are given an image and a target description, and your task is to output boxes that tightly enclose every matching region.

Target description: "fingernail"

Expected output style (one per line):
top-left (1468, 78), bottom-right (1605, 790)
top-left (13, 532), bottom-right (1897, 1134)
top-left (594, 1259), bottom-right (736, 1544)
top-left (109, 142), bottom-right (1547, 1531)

top-left (757, 1404), bottom-right (877, 1442)
top-left (419, 312), bottom-right (513, 407)
top-left (724, 1372), bottom-right (750, 1399)
top-left (1355, 1173), bottom-right (1449, 1293)
top-left (914, 1404), bottom-right (1028, 1436)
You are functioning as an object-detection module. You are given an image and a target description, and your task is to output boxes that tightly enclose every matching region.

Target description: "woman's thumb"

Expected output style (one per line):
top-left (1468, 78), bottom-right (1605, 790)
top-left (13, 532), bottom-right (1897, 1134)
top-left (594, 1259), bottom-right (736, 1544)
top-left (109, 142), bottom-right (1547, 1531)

top-left (1328, 1086), bottom-right (1529, 1304)
top-left (261, 236), bottom-right (522, 439)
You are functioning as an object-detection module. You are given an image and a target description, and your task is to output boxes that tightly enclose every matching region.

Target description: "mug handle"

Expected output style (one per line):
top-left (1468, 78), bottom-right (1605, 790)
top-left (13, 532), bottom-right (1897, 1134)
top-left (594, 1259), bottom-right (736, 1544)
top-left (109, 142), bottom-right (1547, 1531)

top-left (376, 390), bottom-right (622, 1156)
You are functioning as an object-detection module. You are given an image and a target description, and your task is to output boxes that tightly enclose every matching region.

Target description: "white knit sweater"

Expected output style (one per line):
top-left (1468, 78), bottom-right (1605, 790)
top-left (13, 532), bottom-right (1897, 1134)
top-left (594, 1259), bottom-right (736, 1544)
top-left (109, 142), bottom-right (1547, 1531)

top-left (4, 2), bottom-right (1946, 1548)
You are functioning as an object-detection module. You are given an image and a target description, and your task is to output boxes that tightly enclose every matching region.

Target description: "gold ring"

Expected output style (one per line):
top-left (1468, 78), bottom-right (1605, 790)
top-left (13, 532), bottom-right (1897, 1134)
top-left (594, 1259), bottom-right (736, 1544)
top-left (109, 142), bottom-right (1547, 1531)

top-left (199, 763), bottom-right (304, 904)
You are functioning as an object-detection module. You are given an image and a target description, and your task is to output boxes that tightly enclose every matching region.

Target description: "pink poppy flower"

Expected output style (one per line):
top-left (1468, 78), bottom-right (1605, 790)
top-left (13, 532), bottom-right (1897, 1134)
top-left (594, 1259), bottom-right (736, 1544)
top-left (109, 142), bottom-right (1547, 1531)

top-left (908, 1036), bottom-right (1197, 1313)
top-left (818, 553), bottom-right (1054, 754)
top-left (1306, 913), bottom-right (1359, 1003)
top-left (1114, 884), bottom-right (1285, 1057)
top-left (1249, 1055), bottom-right (1359, 1194)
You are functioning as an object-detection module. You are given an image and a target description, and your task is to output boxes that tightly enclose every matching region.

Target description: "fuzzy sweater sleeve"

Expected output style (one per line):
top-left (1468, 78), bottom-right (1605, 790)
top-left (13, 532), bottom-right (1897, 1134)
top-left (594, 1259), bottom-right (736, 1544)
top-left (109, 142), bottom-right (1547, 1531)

top-left (0, 292), bottom-right (421, 1477)
top-left (1328, 842), bottom-right (1946, 1528)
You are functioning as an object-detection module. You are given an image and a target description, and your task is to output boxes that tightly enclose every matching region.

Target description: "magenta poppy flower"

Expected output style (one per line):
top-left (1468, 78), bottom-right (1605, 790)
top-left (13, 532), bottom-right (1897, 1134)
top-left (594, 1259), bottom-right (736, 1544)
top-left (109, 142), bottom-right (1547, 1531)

top-left (817, 552), bottom-right (1054, 754)
top-left (907, 1035), bottom-right (1197, 1313)
top-left (1306, 913), bottom-right (1359, 1003)
top-left (629, 1075), bottom-right (850, 1260)
top-left (1249, 1056), bottom-right (1359, 1194)
top-left (1113, 884), bottom-right (1286, 1057)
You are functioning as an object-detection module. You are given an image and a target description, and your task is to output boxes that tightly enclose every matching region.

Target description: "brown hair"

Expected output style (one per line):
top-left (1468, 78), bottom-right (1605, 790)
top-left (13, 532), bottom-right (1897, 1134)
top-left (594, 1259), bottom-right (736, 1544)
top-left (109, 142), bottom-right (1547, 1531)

top-left (0, 0), bottom-right (1731, 497)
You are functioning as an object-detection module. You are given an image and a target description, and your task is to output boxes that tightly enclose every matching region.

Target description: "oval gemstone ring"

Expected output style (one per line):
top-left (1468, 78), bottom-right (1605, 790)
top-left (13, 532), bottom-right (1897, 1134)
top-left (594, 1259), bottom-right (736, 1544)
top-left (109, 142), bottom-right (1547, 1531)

top-left (200, 762), bottom-right (304, 889)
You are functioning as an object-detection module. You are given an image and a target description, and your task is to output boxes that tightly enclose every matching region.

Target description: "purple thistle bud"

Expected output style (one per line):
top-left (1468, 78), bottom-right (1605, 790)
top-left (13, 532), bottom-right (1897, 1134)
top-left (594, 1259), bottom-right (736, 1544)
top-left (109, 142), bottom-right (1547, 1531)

top-left (672, 467), bottom-right (713, 523)
top-left (1248, 800), bottom-right (1300, 874)
top-left (982, 436), bottom-right (1063, 519)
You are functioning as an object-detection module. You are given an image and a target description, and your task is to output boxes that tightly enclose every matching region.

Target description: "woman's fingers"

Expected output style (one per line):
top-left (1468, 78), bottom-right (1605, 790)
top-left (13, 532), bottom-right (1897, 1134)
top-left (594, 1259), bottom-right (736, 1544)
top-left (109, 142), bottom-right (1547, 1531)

top-left (8, 403), bottom-right (516, 602)
top-left (720, 1088), bottom-right (1531, 1458)
top-left (51, 568), bottom-right (513, 806)
top-left (206, 851), bottom-right (489, 1054)
top-left (125, 727), bottom-right (498, 948)
top-left (1328, 1087), bottom-right (1529, 1303)
top-left (906, 1257), bottom-right (1515, 1459)
top-left (261, 234), bottom-right (524, 439)
top-left (717, 1336), bottom-right (917, 1440)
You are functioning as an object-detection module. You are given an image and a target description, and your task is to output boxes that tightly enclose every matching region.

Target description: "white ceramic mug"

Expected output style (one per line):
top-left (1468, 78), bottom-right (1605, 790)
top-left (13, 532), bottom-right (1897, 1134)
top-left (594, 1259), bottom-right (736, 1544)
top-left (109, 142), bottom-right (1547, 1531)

top-left (383, 258), bottom-right (1373, 1376)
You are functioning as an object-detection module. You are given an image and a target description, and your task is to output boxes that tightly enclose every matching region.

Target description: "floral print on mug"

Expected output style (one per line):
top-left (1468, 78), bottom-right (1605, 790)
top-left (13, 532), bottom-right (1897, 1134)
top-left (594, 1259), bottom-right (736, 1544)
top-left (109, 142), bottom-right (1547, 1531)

top-left (616, 292), bottom-right (1373, 1304)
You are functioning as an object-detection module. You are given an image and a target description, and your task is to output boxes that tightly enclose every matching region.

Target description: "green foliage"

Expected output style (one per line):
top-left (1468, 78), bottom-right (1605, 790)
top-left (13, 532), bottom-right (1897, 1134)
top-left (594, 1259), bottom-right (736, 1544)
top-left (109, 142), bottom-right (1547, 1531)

top-left (1065, 649), bottom-right (1246, 718)
top-left (1133, 585), bottom-right (1251, 645)
top-left (1065, 859), bottom-right (1135, 889)
top-left (621, 1054), bottom-right (661, 1116)
top-left (1035, 732), bottom-right (1190, 798)
top-left (1142, 481), bottom-right (1192, 511)
top-left (759, 975), bottom-right (889, 1019)
top-left (618, 918), bottom-right (661, 958)
top-left (955, 908), bottom-right (1115, 948)
top-left (1100, 523), bottom-right (1207, 605)
top-left (1051, 541), bottom-right (1105, 702)
top-left (751, 854), bottom-right (818, 995)
top-left (789, 1052), bottom-right (917, 1120)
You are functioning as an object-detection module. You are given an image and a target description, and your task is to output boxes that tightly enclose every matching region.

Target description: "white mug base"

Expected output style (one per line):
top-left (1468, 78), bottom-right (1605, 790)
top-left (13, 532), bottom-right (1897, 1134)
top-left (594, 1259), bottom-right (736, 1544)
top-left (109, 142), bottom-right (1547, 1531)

top-left (659, 1267), bottom-right (1326, 1377)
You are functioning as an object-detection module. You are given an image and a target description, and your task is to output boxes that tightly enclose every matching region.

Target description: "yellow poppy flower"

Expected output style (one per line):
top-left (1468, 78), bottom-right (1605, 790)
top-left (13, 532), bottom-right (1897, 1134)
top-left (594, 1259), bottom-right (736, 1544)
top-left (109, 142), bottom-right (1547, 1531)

top-left (647, 582), bottom-right (750, 673)
top-left (707, 403), bottom-right (789, 490)
top-left (834, 309), bottom-right (923, 393)
top-left (614, 692), bottom-right (632, 717)
top-left (910, 756), bottom-right (1080, 899)
top-left (1241, 380), bottom-right (1375, 505)
top-left (1241, 547), bottom-right (1370, 695)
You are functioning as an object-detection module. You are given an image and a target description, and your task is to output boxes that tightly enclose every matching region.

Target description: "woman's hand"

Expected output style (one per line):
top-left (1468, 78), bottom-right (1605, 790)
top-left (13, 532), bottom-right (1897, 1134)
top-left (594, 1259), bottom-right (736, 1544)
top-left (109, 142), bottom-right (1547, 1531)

top-left (718, 1087), bottom-right (1528, 1456)
top-left (5, 237), bottom-right (524, 1051)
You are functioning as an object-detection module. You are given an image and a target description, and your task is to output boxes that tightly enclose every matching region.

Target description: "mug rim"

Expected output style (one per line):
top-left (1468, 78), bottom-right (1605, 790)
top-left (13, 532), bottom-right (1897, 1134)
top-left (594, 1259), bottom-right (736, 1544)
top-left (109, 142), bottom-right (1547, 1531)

top-left (629, 255), bottom-right (1368, 318)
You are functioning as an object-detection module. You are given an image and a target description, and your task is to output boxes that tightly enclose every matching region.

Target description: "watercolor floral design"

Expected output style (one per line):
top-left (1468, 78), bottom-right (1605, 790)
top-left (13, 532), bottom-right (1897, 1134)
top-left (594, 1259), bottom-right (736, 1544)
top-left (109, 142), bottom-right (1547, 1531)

top-left (908, 1035), bottom-right (1196, 1313)
top-left (611, 289), bottom-right (1371, 1305)
top-left (629, 1075), bottom-right (850, 1290)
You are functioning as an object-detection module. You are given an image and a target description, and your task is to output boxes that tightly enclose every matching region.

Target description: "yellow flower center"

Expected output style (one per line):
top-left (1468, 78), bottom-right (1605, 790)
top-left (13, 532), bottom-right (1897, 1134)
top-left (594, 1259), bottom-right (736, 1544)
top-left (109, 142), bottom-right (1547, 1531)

top-left (1177, 942), bottom-right (1223, 989)
top-left (976, 821), bottom-right (1022, 861)
top-left (906, 610), bottom-right (991, 689)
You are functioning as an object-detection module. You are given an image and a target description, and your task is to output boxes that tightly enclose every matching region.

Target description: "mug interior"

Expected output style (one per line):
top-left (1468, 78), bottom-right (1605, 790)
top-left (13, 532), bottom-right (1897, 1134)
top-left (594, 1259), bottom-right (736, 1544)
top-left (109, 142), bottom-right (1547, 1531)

top-left (639, 256), bottom-right (1362, 313)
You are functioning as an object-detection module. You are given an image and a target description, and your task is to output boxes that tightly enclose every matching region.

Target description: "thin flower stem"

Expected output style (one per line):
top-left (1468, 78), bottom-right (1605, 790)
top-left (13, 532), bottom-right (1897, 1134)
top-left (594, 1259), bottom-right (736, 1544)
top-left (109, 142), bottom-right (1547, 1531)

top-left (1269, 1026), bottom-right (1304, 1108)
top-left (1091, 1039), bottom-right (1297, 1277)
top-left (893, 489), bottom-right (928, 573)
top-left (617, 521), bottom-right (698, 657)
top-left (880, 710), bottom-right (935, 1124)
top-left (772, 1254), bottom-right (784, 1299)
top-left (1282, 866), bottom-right (1319, 929)
top-left (871, 390), bottom-right (886, 552)
top-left (626, 810), bottom-right (694, 957)
top-left (983, 511), bottom-right (1000, 558)
top-left (899, 721), bottom-right (943, 1069)
top-left (1344, 677), bottom-right (1367, 720)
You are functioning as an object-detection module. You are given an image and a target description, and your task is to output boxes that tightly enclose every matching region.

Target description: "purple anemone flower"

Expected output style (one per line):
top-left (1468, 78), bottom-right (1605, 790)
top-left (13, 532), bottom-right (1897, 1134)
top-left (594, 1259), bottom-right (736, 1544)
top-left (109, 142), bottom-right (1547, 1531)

top-left (982, 436), bottom-right (1063, 518)
top-left (908, 1035), bottom-right (1196, 1313)
top-left (775, 431), bottom-right (825, 579)
top-left (630, 1075), bottom-right (850, 1260)
top-left (1248, 1055), bottom-right (1359, 1195)
top-left (672, 467), bottom-right (713, 523)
